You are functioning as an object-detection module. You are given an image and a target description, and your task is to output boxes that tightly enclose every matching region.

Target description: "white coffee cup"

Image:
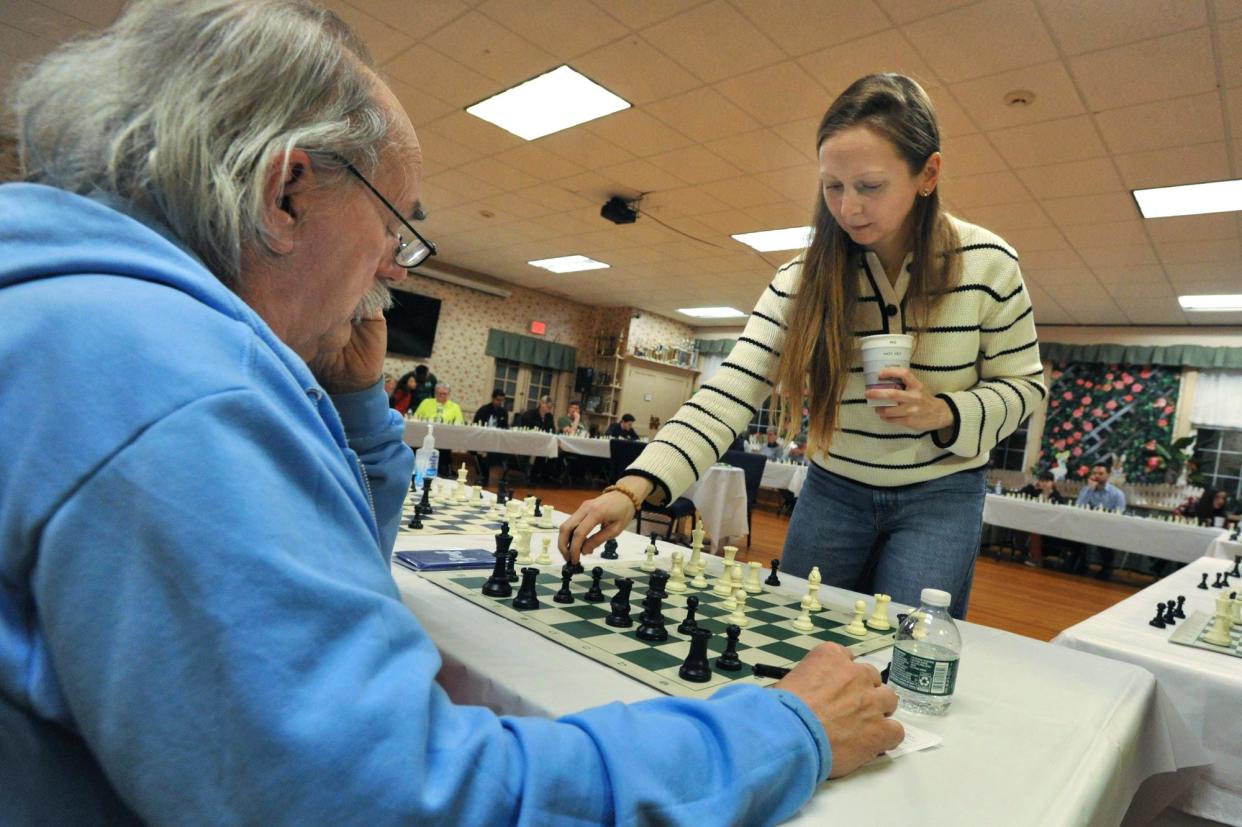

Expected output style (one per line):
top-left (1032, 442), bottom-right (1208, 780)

top-left (859, 333), bottom-right (914, 407)
top-left (1214, 515), bottom-right (1226, 527)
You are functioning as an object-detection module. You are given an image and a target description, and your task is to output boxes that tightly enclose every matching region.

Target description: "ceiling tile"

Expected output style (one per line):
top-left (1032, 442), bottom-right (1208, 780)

top-left (463, 157), bottom-right (544, 191)
top-left (705, 129), bottom-right (807, 173)
top-left (639, 0), bottom-right (785, 83)
top-left (315, 0), bottom-right (412, 64)
top-left (0, 20), bottom-right (56, 61)
top-left (1014, 158), bottom-right (1124, 200)
top-left (944, 170), bottom-right (1031, 208)
top-left (572, 35), bottom-right (702, 105)
top-left (752, 165), bottom-right (819, 204)
top-left (695, 176), bottom-right (788, 210)
top-left (1069, 28), bottom-right (1215, 112)
top-left (926, 87), bottom-right (980, 137)
top-left (1019, 248), bottom-right (1085, 269)
top-left (960, 201), bottom-right (1052, 231)
top-left (383, 44), bottom-right (499, 108)
top-left (554, 170), bottom-right (628, 203)
top-left (422, 168), bottom-right (502, 203)
top-left (645, 86), bottom-right (762, 142)
top-left (494, 145), bottom-right (585, 181)
top-left (940, 134), bottom-right (1009, 175)
top-left (1216, 0), bottom-right (1242, 20)
top-left (733, 0), bottom-right (890, 57)
top-left (768, 118), bottom-right (820, 162)
top-left (1162, 259), bottom-right (1242, 283)
top-left (1077, 245), bottom-right (1159, 269)
top-left (798, 30), bottom-right (937, 97)
top-left (902, 0), bottom-right (1058, 83)
top-left (476, 0), bottom-right (628, 60)
top-left (646, 145), bottom-right (742, 184)
top-left (645, 185), bottom-right (731, 217)
top-left (1002, 225), bottom-right (1071, 252)
top-left (1092, 264), bottom-right (1171, 285)
top-left (422, 11), bottom-right (558, 85)
top-left (0, 0), bottom-right (93, 43)
top-left (413, 126), bottom-right (484, 174)
top-left (714, 61), bottom-right (833, 126)
top-left (428, 110), bottom-right (527, 155)
top-left (949, 61), bottom-right (1084, 130)
top-left (1145, 214), bottom-right (1239, 244)
top-left (585, 108), bottom-right (694, 157)
top-left (1094, 92), bottom-right (1224, 155)
top-left (363, 0), bottom-right (472, 41)
top-left (597, 159), bottom-right (689, 193)
top-left (1156, 238), bottom-right (1242, 264)
top-left (388, 78), bottom-right (458, 128)
top-left (590, 0), bottom-right (706, 30)
top-left (1039, 0), bottom-right (1207, 55)
top-left (29, 0), bottom-right (124, 27)
top-left (1043, 192), bottom-right (1140, 226)
top-left (987, 115), bottom-right (1107, 168)
top-left (1218, 18), bottom-right (1242, 88)
top-left (538, 127), bottom-right (634, 168)
top-left (1059, 220), bottom-right (1150, 248)
top-left (744, 201), bottom-right (815, 229)
top-left (874, 0), bottom-right (978, 24)
top-left (1113, 143), bottom-right (1231, 191)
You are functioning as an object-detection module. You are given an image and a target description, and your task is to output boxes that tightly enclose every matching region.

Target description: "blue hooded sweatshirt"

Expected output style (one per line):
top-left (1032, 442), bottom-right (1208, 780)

top-left (0, 183), bottom-right (830, 825)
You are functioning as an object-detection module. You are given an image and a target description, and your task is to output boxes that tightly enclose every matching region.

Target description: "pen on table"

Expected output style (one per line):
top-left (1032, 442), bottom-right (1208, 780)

top-left (753, 663), bottom-right (891, 683)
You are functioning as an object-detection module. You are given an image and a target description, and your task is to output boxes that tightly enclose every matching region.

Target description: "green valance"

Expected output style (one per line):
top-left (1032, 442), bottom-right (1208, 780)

top-left (485, 329), bottom-right (577, 372)
top-left (695, 338), bottom-right (737, 355)
top-left (1042, 342), bottom-right (1242, 370)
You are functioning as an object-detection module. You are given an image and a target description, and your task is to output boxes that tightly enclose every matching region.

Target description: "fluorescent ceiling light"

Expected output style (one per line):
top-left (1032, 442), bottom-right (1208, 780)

top-left (466, 65), bottom-right (630, 141)
top-left (1133, 179), bottom-right (1242, 219)
top-left (1179, 294), bottom-right (1242, 312)
top-left (731, 226), bottom-right (814, 252)
top-left (528, 255), bottom-right (610, 273)
top-left (678, 307), bottom-right (747, 319)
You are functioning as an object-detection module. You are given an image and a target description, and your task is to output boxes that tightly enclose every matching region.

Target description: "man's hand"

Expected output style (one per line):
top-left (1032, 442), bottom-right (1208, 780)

top-left (308, 314), bottom-right (388, 394)
top-left (774, 643), bottom-right (904, 778)
top-left (865, 368), bottom-right (953, 432)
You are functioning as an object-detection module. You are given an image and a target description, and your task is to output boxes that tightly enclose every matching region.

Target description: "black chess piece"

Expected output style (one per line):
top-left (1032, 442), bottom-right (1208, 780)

top-left (417, 483), bottom-right (433, 517)
top-left (1198, 573), bottom-right (1210, 590)
top-left (408, 512), bottom-right (423, 529)
top-left (601, 538), bottom-right (619, 560)
top-left (482, 550), bottom-right (513, 598)
top-left (583, 567), bottom-right (606, 603)
top-left (1163, 600), bottom-right (1177, 625)
top-left (495, 531), bottom-right (513, 561)
top-left (765, 559), bottom-right (781, 587)
top-left (1232, 555), bottom-right (1241, 579)
top-left (648, 532), bottom-right (660, 554)
top-left (496, 483), bottom-right (508, 506)
top-left (506, 549), bottom-right (519, 582)
top-left (678, 595), bottom-right (700, 634)
top-left (571, 560), bottom-right (585, 575)
top-left (554, 565), bottom-right (575, 604)
top-left (1213, 572), bottom-right (1224, 589)
top-left (499, 521), bottom-right (510, 538)
top-left (534, 498), bottom-right (543, 518)
top-left (1148, 603), bottom-right (1167, 629)
top-left (678, 627), bottom-right (713, 683)
top-left (635, 591), bottom-right (668, 641)
top-left (1223, 572), bottom-right (1232, 590)
top-left (716, 624), bottom-right (743, 671)
top-left (606, 578), bottom-right (634, 628)
top-left (648, 570), bottom-right (669, 600)
top-left (1174, 595), bottom-right (1186, 619)
top-left (512, 567), bottom-right (541, 610)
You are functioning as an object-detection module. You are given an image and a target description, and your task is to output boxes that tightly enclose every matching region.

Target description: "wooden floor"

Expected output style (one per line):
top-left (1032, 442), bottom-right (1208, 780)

top-left (511, 482), bottom-right (1144, 642)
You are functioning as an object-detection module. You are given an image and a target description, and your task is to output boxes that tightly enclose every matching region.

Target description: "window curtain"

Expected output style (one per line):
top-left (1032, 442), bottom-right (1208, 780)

top-left (484, 329), bottom-right (576, 372)
top-left (1191, 369), bottom-right (1242, 430)
top-left (1041, 342), bottom-right (1242, 369)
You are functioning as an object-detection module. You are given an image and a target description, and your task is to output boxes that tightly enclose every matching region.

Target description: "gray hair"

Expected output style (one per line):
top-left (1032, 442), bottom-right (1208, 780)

top-left (11, 0), bottom-right (392, 287)
top-left (435, 383), bottom-right (450, 393)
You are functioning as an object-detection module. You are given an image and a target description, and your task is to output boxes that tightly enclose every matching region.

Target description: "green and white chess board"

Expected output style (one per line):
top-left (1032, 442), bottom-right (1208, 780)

top-left (1169, 610), bottom-right (1242, 658)
top-left (421, 562), bottom-right (896, 699)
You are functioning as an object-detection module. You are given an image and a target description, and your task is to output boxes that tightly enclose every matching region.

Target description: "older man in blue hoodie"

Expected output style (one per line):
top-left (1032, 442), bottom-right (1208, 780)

top-left (0, 2), bottom-right (901, 824)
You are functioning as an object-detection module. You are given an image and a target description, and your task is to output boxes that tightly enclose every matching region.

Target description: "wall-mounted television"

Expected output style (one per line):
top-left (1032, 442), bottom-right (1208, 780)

top-left (385, 290), bottom-right (440, 358)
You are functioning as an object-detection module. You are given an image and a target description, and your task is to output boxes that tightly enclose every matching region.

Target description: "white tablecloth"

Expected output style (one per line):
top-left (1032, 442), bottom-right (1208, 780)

top-left (390, 516), bottom-right (1207, 826)
top-left (761, 461), bottom-right (809, 496)
top-left (1207, 535), bottom-right (1242, 562)
top-left (682, 464), bottom-right (749, 546)
top-left (984, 494), bottom-right (1229, 563)
top-left (555, 434), bottom-right (612, 458)
top-left (1054, 556), bottom-right (1242, 824)
top-left (402, 421), bottom-right (559, 457)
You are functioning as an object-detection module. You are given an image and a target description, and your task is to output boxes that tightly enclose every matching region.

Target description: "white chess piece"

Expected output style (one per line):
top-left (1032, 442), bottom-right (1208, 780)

top-left (792, 595), bottom-right (815, 632)
top-left (1204, 594), bottom-right (1234, 646)
top-left (844, 599), bottom-right (867, 637)
top-left (744, 561), bottom-right (763, 594)
top-left (713, 559), bottom-right (735, 596)
top-left (514, 526), bottom-right (534, 565)
top-left (667, 551), bottom-right (687, 593)
top-left (911, 611), bottom-right (929, 641)
top-left (729, 562), bottom-right (744, 597)
top-left (537, 536), bottom-right (552, 566)
top-left (804, 582), bottom-right (822, 613)
top-left (540, 505), bottom-right (555, 530)
top-left (689, 521), bottom-right (705, 574)
top-left (722, 545), bottom-right (739, 570)
top-left (689, 564), bottom-right (708, 590)
top-left (642, 546), bottom-right (656, 572)
top-left (866, 594), bottom-right (891, 631)
top-left (726, 589), bottom-right (750, 627)
top-left (471, 485), bottom-right (481, 502)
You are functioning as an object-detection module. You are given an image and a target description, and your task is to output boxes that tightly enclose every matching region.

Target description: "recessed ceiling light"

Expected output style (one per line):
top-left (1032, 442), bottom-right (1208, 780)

top-left (1134, 179), bottom-right (1242, 219)
top-left (677, 306), bottom-right (747, 319)
top-left (466, 65), bottom-right (630, 141)
top-left (528, 255), bottom-right (610, 273)
top-left (731, 226), bottom-right (814, 252)
top-left (1178, 294), bottom-right (1242, 312)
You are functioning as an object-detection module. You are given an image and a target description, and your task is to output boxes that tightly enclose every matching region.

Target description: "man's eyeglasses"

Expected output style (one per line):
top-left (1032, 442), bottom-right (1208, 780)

top-left (336, 156), bottom-right (436, 269)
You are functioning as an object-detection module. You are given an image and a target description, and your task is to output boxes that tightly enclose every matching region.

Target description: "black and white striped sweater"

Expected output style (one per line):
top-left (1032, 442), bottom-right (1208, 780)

top-left (629, 215), bottom-right (1045, 503)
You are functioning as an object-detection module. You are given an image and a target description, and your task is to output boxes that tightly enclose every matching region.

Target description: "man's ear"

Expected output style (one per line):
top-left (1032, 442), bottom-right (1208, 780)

top-left (260, 149), bottom-right (316, 254)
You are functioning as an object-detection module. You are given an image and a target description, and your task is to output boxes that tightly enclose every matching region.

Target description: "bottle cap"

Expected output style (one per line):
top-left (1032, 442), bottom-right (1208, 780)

top-left (920, 588), bottom-right (951, 608)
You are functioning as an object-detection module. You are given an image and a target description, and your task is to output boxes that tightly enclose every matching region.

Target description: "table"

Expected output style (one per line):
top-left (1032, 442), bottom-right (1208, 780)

top-left (1054, 556), bottom-right (1242, 825)
top-left (683, 464), bottom-right (749, 546)
top-left (555, 434), bottom-right (612, 458)
top-left (390, 511), bottom-right (1208, 826)
top-left (761, 461), bottom-right (808, 496)
top-left (983, 494), bottom-right (1229, 563)
top-left (402, 421), bottom-right (558, 458)
top-left (1207, 535), bottom-right (1242, 563)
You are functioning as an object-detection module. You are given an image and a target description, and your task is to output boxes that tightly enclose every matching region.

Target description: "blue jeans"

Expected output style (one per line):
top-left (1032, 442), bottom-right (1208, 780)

top-left (781, 465), bottom-right (987, 619)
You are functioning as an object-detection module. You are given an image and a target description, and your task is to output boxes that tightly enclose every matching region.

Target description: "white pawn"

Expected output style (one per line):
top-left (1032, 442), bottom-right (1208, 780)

top-left (866, 594), bottom-right (891, 631)
top-left (537, 536), bottom-right (552, 566)
top-left (911, 611), bottom-right (929, 641)
top-left (792, 595), bottom-right (815, 632)
top-left (540, 505), bottom-right (555, 529)
top-left (470, 485), bottom-right (481, 502)
top-left (690, 564), bottom-right (708, 590)
top-left (804, 582), bottom-right (822, 613)
top-left (726, 589), bottom-right (750, 627)
top-left (744, 561), bottom-right (763, 594)
top-left (642, 546), bottom-right (656, 572)
top-left (713, 559), bottom-right (736, 596)
top-left (667, 551), bottom-right (687, 593)
top-left (844, 599), bottom-right (867, 637)
top-left (729, 562), bottom-right (744, 597)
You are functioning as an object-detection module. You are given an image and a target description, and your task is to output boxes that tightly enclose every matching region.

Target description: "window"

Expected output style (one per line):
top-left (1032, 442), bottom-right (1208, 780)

top-left (492, 358), bottom-right (561, 413)
top-left (492, 359), bottom-right (519, 412)
top-left (990, 419), bottom-right (1030, 472)
top-left (749, 394), bottom-right (782, 436)
top-left (1192, 427), bottom-right (1242, 504)
top-left (527, 367), bottom-right (555, 410)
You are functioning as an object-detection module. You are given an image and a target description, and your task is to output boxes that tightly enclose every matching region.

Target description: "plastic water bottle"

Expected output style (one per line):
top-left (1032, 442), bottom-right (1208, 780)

top-left (414, 424), bottom-right (438, 489)
top-left (889, 588), bottom-right (961, 716)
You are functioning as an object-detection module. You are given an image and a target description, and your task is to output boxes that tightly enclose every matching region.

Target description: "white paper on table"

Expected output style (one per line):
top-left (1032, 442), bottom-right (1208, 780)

top-left (884, 717), bottom-right (942, 759)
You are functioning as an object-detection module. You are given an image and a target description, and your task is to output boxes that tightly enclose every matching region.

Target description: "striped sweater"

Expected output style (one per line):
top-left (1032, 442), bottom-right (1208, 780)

top-left (629, 215), bottom-right (1046, 504)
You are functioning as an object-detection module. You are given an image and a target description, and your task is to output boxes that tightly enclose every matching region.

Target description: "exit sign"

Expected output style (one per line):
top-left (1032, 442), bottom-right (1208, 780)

top-left (529, 320), bottom-right (546, 335)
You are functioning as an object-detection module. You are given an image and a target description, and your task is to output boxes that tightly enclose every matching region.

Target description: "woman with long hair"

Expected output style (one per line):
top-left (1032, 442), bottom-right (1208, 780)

top-left (1193, 487), bottom-right (1230, 527)
top-left (560, 74), bottom-right (1046, 618)
top-left (389, 370), bottom-right (418, 414)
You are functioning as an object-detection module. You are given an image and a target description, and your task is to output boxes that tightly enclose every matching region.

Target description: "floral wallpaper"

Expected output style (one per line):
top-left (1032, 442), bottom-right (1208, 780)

top-left (1038, 361), bottom-right (1181, 483)
top-left (627, 311), bottom-right (695, 357)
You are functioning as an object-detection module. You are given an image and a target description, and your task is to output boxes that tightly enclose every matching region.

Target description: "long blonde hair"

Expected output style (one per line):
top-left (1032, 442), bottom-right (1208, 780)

top-left (776, 74), bottom-right (961, 453)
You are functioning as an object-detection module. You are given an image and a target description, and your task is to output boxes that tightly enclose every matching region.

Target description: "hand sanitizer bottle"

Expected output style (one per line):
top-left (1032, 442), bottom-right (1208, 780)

top-left (414, 424), bottom-right (438, 489)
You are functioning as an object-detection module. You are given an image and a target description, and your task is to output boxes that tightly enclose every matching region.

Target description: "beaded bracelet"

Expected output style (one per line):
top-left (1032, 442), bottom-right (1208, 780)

top-left (602, 484), bottom-right (644, 514)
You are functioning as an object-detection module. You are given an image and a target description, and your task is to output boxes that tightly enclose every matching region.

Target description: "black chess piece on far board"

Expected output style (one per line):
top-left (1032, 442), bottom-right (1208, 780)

top-left (1162, 600), bottom-right (1177, 626)
top-left (553, 565), bottom-right (575, 604)
top-left (584, 567), bottom-right (606, 603)
top-left (1198, 573), bottom-right (1210, 590)
top-left (1174, 595), bottom-right (1186, 619)
top-left (1149, 603), bottom-right (1167, 628)
top-left (678, 595), bottom-right (700, 635)
top-left (765, 559), bottom-right (781, 587)
top-left (601, 538), bottom-right (619, 560)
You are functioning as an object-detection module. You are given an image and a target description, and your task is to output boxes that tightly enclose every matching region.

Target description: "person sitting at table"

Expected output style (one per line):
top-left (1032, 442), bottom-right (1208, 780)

top-left (0, 4), bottom-right (902, 824)
top-left (1019, 469), bottom-right (1065, 504)
top-left (1067, 464), bottom-right (1127, 578)
top-left (558, 400), bottom-right (589, 436)
top-left (515, 396), bottom-right (556, 482)
top-left (383, 373), bottom-right (395, 398)
top-left (1193, 487), bottom-right (1232, 527)
top-left (389, 370), bottom-right (418, 414)
top-left (759, 427), bottom-right (786, 461)
top-left (412, 382), bottom-right (464, 425)
top-left (471, 389), bottom-right (510, 485)
top-left (605, 412), bottom-right (640, 440)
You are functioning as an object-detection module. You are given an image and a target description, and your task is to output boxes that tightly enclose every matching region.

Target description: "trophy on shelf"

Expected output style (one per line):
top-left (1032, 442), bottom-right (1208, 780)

top-left (615, 327), bottom-right (627, 357)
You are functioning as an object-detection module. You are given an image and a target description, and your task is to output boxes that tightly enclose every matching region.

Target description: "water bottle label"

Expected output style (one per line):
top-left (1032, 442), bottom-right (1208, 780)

top-left (890, 647), bottom-right (958, 697)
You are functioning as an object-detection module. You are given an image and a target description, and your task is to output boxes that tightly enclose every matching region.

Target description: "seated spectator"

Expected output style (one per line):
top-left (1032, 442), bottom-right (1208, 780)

top-left (606, 413), bottom-right (639, 440)
top-left (473, 389), bottom-right (510, 429)
top-left (1070, 464), bottom-right (1127, 578)
top-left (389, 370), bottom-right (418, 414)
top-left (1019, 470), bottom-right (1066, 503)
top-left (516, 396), bottom-right (554, 432)
top-left (558, 400), bottom-right (589, 436)
top-left (759, 427), bottom-right (785, 460)
top-left (413, 383), bottom-right (464, 425)
top-left (1193, 487), bottom-right (1232, 527)
top-left (410, 363), bottom-right (438, 410)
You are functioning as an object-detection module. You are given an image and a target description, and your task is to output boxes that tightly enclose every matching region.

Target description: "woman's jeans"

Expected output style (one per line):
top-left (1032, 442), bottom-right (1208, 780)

top-left (781, 464), bottom-right (987, 619)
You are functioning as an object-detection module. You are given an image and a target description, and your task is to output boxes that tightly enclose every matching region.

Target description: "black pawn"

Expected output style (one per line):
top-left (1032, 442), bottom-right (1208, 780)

top-left (512, 567), bottom-right (541, 610)
top-left (1148, 603), bottom-right (1167, 629)
top-left (648, 570), bottom-right (669, 600)
top-left (635, 591), bottom-right (668, 641)
top-left (583, 567), bottom-right (606, 603)
top-left (1223, 572), bottom-right (1232, 590)
top-left (678, 595), bottom-right (700, 635)
top-left (1163, 600), bottom-right (1177, 625)
top-left (408, 512), bottom-right (423, 529)
top-left (716, 624), bottom-right (743, 672)
top-left (534, 498), bottom-right (543, 518)
top-left (678, 628), bottom-right (713, 683)
top-left (765, 559), bottom-right (781, 587)
top-left (496, 483), bottom-right (508, 505)
top-left (606, 578), bottom-right (634, 628)
top-left (506, 549), bottom-right (519, 582)
top-left (571, 560), bottom-right (585, 575)
top-left (554, 565), bottom-right (575, 604)
top-left (648, 532), bottom-right (660, 554)
top-left (1231, 555), bottom-right (1240, 578)
top-left (419, 478), bottom-right (434, 515)
top-left (1213, 572), bottom-right (1223, 589)
top-left (482, 550), bottom-right (512, 598)
top-left (1174, 595), bottom-right (1186, 619)
top-left (1198, 573), bottom-right (1210, 590)
top-left (601, 538), bottom-right (620, 560)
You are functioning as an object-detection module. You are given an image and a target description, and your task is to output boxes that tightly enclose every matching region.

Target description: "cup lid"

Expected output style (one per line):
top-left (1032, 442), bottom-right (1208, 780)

top-left (920, 588), bottom-right (951, 607)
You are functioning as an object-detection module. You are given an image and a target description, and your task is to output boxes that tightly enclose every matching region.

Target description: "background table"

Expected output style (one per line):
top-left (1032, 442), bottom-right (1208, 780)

top-left (390, 507), bottom-right (1207, 826)
top-left (983, 494), bottom-right (1229, 563)
top-left (555, 434), bottom-right (613, 458)
top-left (402, 421), bottom-right (558, 458)
top-left (761, 461), bottom-right (808, 496)
top-left (682, 464), bottom-right (749, 546)
top-left (1207, 535), bottom-right (1242, 562)
top-left (1054, 556), bottom-right (1242, 825)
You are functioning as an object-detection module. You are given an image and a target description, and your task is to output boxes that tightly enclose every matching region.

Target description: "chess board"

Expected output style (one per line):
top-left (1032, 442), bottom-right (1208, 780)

top-left (399, 497), bottom-right (554, 537)
top-left (1169, 610), bottom-right (1242, 658)
top-left (420, 563), bottom-right (896, 699)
